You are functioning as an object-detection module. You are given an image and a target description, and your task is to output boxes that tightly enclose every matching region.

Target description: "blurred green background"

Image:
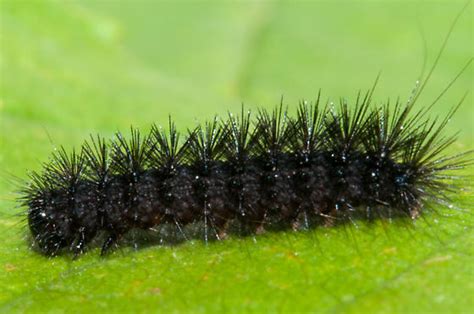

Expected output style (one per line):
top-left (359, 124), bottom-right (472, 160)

top-left (0, 0), bottom-right (472, 313)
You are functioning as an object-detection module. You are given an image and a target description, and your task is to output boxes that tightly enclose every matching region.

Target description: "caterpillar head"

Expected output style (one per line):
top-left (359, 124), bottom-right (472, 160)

top-left (27, 182), bottom-right (102, 256)
top-left (27, 190), bottom-right (76, 256)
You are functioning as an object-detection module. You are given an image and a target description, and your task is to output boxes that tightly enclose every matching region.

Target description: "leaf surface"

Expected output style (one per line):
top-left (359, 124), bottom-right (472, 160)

top-left (0, 1), bottom-right (472, 312)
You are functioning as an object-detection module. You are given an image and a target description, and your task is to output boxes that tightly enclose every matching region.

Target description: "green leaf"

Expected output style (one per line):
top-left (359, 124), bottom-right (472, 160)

top-left (0, 1), bottom-right (472, 312)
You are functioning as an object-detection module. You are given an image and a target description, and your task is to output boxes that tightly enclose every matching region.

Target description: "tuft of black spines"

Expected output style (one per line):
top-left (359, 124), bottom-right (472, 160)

top-left (20, 96), bottom-right (472, 256)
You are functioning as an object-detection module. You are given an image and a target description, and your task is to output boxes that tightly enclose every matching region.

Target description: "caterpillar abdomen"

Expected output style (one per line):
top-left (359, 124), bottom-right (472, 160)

top-left (22, 96), bottom-right (471, 257)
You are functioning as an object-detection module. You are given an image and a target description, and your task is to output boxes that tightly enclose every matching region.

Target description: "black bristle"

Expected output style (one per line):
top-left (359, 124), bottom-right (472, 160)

top-left (82, 135), bottom-right (109, 187)
top-left (149, 117), bottom-right (187, 176)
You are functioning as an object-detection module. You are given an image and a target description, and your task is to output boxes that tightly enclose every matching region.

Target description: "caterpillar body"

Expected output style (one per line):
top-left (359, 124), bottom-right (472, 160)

top-left (21, 90), bottom-right (471, 257)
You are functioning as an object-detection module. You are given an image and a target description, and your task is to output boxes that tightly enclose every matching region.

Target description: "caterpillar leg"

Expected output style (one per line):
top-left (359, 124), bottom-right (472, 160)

top-left (321, 205), bottom-right (337, 227)
top-left (214, 218), bottom-right (231, 240)
top-left (254, 223), bottom-right (266, 235)
top-left (291, 219), bottom-right (301, 231)
top-left (100, 234), bottom-right (118, 256)
top-left (290, 207), bottom-right (311, 231)
top-left (71, 230), bottom-right (87, 259)
top-left (409, 204), bottom-right (421, 219)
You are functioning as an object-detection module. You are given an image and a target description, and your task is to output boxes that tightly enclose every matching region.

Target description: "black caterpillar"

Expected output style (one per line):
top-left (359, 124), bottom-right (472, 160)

top-left (21, 90), bottom-right (472, 257)
top-left (20, 6), bottom-right (472, 257)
